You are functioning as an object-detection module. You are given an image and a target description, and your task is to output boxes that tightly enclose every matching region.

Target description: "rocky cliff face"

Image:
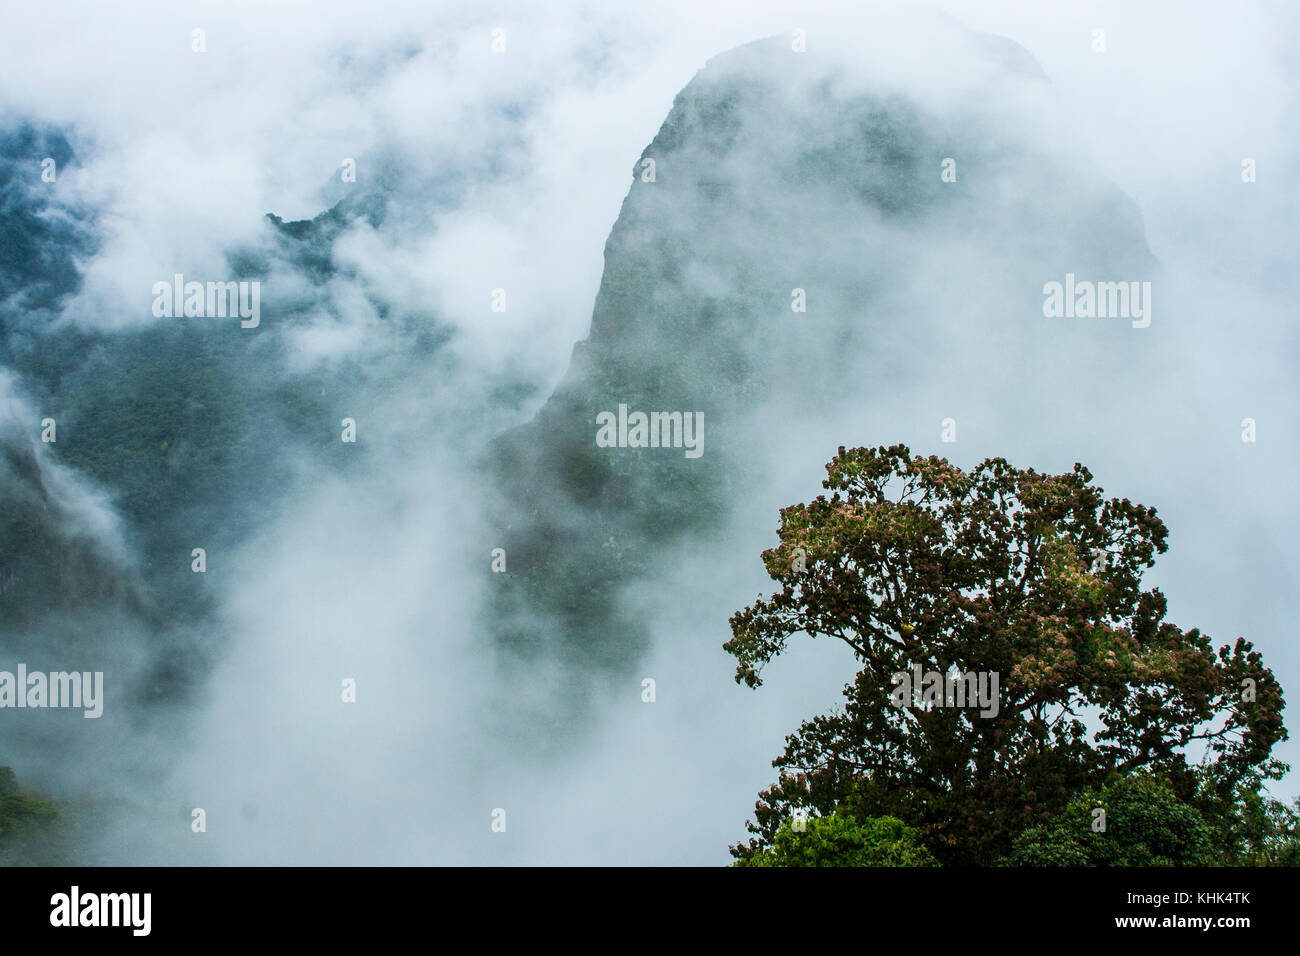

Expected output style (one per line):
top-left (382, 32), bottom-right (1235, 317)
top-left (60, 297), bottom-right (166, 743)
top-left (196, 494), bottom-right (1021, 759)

top-left (487, 20), bottom-right (1159, 683)
top-left (0, 426), bottom-right (145, 631)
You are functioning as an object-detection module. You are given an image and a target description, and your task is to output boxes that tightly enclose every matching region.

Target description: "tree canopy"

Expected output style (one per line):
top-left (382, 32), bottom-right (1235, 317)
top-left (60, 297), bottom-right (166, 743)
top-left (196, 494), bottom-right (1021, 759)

top-left (734, 813), bottom-right (938, 867)
top-left (1003, 774), bottom-right (1213, 866)
top-left (725, 445), bottom-right (1287, 865)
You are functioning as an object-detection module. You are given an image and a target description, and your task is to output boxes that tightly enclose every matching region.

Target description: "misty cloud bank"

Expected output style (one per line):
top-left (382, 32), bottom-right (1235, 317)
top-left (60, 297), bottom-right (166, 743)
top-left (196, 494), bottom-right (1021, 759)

top-left (0, 1), bottom-right (1295, 864)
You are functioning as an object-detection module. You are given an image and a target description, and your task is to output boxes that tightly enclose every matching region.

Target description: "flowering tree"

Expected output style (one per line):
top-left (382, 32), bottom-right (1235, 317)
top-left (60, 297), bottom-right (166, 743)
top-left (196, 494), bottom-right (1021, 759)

top-left (725, 445), bottom-right (1286, 864)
